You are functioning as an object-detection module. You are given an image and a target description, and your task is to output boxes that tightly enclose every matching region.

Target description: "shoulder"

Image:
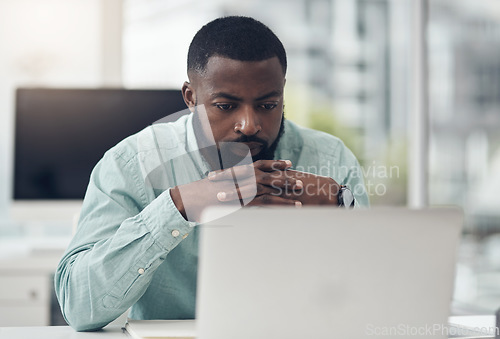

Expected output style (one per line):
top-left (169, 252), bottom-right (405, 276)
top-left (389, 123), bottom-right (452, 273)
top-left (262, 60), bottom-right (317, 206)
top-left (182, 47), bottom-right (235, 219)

top-left (103, 114), bottom-right (190, 165)
top-left (277, 119), bottom-right (363, 180)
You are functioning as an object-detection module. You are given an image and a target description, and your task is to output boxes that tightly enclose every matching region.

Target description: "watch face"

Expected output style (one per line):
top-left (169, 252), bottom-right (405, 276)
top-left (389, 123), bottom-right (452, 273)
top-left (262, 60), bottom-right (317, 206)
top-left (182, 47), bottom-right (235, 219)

top-left (341, 187), bottom-right (355, 208)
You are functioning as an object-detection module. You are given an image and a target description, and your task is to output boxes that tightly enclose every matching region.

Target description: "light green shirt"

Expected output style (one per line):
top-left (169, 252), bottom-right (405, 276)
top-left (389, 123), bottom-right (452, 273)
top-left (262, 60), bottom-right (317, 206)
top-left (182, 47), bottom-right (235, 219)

top-left (55, 113), bottom-right (369, 331)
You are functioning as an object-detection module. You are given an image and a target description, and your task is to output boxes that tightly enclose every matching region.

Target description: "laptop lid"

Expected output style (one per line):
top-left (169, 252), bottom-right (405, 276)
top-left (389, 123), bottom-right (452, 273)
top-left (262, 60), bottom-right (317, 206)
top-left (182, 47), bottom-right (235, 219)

top-left (196, 207), bottom-right (462, 339)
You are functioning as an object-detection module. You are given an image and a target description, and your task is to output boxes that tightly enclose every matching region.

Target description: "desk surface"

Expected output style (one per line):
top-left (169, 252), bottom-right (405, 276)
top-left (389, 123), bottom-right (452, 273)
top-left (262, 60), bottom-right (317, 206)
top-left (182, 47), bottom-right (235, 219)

top-left (0, 325), bottom-right (128, 338)
top-left (1, 316), bottom-right (496, 339)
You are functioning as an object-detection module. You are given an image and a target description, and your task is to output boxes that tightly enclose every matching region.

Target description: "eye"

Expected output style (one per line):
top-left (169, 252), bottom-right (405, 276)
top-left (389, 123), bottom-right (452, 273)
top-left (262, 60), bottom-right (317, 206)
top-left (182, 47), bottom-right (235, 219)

top-left (215, 103), bottom-right (235, 111)
top-left (260, 103), bottom-right (278, 110)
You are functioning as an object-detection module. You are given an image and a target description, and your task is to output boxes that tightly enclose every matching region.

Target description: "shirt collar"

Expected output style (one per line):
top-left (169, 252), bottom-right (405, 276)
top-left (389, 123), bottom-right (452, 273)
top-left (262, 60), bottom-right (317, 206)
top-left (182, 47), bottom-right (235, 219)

top-left (185, 113), bottom-right (212, 177)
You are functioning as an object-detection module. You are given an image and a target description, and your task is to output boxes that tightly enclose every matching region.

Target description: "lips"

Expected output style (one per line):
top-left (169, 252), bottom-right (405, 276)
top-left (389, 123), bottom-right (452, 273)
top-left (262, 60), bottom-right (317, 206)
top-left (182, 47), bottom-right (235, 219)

top-left (229, 142), bottom-right (263, 156)
top-left (243, 142), bottom-right (262, 150)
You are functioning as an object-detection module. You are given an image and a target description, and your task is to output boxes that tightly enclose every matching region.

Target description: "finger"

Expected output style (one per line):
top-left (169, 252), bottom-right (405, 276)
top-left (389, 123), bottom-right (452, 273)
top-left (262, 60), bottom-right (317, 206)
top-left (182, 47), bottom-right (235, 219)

top-left (275, 187), bottom-right (304, 200)
top-left (216, 179), bottom-right (293, 202)
top-left (207, 165), bottom-right (254, 181)
top-left (246, 194), bottom-right (302, 207)
top-left (209, 160), bottom-right (294, 181)
top-left (232, 173), bottom-right (304, 196)
top-left (253, 159), bottom-right (292, 172)
top-left (251, 170), bottom-right (304, 190)
top-left (276, 169), bottom-right (311, 181)
top-left (215, 182), bottom-right (261, 202)
top-left (210, 166), bottom-right (294, 185)
top-left (215, 190), bottom-right (240, 202)
top-left (240, 182), bottom-right (283, 199)
top-left (265, 176), bottom-right (303, 190)
top-left (216, 172), bottom-right (305, 202)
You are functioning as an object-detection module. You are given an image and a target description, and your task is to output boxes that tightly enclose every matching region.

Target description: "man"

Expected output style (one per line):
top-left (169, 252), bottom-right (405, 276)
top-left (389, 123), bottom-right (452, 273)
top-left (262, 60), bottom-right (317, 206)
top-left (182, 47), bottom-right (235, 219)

top-left (55, 16), bottom-right (369, 331)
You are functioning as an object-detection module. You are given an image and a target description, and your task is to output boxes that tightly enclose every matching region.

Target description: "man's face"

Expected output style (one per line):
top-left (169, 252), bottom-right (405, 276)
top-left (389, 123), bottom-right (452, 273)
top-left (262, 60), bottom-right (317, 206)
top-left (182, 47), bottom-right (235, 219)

top-left (183, 56), bottom-right (285, 167)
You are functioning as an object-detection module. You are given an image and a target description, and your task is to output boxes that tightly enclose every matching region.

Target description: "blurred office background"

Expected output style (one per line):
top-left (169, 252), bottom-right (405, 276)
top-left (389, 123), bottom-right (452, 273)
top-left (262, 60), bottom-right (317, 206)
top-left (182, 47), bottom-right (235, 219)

top-left (0, 0), bottom-right (499, 325)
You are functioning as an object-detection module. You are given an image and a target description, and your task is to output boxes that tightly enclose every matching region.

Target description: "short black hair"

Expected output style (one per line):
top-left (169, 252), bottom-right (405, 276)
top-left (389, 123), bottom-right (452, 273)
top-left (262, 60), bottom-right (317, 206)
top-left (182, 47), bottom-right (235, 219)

top-left (187, 16), bottom-right (287, 76)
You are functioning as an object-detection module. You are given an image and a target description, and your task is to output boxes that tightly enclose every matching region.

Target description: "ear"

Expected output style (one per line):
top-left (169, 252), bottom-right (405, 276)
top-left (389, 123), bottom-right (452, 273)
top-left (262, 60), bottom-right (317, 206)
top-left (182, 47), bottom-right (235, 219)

top-left (182, 81), bottom-right (196, 112)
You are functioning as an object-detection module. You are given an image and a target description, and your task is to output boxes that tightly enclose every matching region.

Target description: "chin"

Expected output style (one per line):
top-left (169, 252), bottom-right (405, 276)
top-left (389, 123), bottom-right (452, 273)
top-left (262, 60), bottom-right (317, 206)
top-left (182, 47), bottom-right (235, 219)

top-left (251, 149), bottom-right (276, 162)
top-left (217, 148), bottom-right (274, 169)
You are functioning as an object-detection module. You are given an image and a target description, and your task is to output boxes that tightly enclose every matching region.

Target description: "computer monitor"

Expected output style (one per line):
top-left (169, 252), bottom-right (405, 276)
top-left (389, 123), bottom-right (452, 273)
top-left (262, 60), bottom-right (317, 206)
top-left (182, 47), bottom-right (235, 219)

top-left (11, 88), bottom-right (187, 222)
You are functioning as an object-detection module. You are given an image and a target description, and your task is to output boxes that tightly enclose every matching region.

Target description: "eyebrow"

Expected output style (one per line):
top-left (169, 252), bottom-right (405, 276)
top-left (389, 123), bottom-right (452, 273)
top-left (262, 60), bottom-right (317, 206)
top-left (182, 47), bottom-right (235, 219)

top-left (210, 92), bottom-right (242, 101)
top-left (255, 90), bottom-right (282, 101)
top-left (210, 90), bottom-right (282, 102)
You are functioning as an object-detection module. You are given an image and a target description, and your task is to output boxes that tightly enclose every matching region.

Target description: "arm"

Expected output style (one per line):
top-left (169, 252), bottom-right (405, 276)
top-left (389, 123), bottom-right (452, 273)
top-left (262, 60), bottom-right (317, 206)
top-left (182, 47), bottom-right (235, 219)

top-left (265, 141), bottom-right (370, 207)
top-left (54, 151), bottom-right (193, 331)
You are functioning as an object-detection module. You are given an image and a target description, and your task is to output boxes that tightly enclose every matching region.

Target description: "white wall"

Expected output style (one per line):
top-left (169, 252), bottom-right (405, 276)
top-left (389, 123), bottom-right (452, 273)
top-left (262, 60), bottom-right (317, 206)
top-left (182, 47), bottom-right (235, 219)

top-left (123, 0), bottom-right (217, 88)
top-left (0, 0), bottom-right (121, 220)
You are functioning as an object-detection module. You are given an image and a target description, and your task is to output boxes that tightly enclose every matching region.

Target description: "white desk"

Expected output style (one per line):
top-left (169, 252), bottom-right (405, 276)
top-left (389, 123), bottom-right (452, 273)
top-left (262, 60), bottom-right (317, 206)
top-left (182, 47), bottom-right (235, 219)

top-left (1, 317), bottom-right (497, 339)
top-left (0, 325), bottom-right (128, 338)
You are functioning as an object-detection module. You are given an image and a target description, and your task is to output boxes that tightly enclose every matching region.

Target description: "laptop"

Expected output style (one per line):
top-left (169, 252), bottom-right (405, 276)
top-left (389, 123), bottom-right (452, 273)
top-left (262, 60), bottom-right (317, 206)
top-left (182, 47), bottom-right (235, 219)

top-left (196, 207), bottom-right (463, 339)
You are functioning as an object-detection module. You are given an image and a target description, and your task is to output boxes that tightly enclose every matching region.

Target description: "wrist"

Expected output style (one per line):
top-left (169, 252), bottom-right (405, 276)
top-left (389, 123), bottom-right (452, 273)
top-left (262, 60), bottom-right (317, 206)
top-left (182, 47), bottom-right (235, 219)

top-left (170, 186), bottom-right (187, 220)
top-left (326, 178), bottom-right (340, 205)
top-left (337, 185), bottom-right (355, 208)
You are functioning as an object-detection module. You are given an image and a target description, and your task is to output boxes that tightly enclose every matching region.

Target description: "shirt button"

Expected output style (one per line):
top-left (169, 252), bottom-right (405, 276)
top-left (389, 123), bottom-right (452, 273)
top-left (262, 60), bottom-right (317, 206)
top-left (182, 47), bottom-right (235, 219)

top-left (171, 230), bottom-right (180, 237)
top-left (138, 268), bottom-right (145, 275)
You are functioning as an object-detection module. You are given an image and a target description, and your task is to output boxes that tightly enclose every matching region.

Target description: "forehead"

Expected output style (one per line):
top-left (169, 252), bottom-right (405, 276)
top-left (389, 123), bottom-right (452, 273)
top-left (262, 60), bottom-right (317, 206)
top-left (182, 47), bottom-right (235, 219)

top-left (192, 56), bottom-right (285, 98)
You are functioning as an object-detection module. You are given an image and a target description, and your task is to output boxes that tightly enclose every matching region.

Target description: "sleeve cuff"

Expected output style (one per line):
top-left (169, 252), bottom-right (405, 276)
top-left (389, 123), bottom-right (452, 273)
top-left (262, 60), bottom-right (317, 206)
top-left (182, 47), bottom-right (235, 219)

top-left (139, 188), bottom-right (196, 252)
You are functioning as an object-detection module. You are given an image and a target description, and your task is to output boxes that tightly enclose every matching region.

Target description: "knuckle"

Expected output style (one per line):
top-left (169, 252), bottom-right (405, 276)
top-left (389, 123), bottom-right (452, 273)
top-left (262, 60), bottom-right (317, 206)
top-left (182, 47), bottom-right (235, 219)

top-left (256, 184), bottom-right (265, 195)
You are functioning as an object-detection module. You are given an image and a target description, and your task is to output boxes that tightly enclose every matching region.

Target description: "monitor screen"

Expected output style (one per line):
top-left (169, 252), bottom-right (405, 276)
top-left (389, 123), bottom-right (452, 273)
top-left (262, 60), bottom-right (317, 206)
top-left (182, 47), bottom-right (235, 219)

top-left (14, 88), bottom-right (187, 200)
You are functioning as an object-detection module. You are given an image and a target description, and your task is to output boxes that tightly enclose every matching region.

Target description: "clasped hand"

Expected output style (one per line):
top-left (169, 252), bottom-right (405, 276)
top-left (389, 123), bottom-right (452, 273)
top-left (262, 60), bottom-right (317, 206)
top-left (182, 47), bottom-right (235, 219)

top-left (170, 160), bottom-right (340, 221)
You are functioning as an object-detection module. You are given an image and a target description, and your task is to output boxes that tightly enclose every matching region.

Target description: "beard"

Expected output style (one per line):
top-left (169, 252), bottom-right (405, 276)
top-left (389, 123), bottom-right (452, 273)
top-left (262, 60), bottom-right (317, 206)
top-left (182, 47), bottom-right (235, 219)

top-left (192, 109), bottom-right (285, 170)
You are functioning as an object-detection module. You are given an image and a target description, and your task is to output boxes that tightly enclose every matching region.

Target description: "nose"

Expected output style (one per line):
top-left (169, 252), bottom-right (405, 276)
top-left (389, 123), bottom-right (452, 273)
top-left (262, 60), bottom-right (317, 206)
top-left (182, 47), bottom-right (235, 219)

top-left (234, 106), bottom-right (261, 136)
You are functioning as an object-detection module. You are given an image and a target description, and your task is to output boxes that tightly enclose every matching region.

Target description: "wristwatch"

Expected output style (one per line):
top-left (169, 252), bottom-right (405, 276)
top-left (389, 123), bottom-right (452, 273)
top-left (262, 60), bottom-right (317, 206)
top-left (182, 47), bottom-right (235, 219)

top-left (338, 185), bottom-right (355, 208)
